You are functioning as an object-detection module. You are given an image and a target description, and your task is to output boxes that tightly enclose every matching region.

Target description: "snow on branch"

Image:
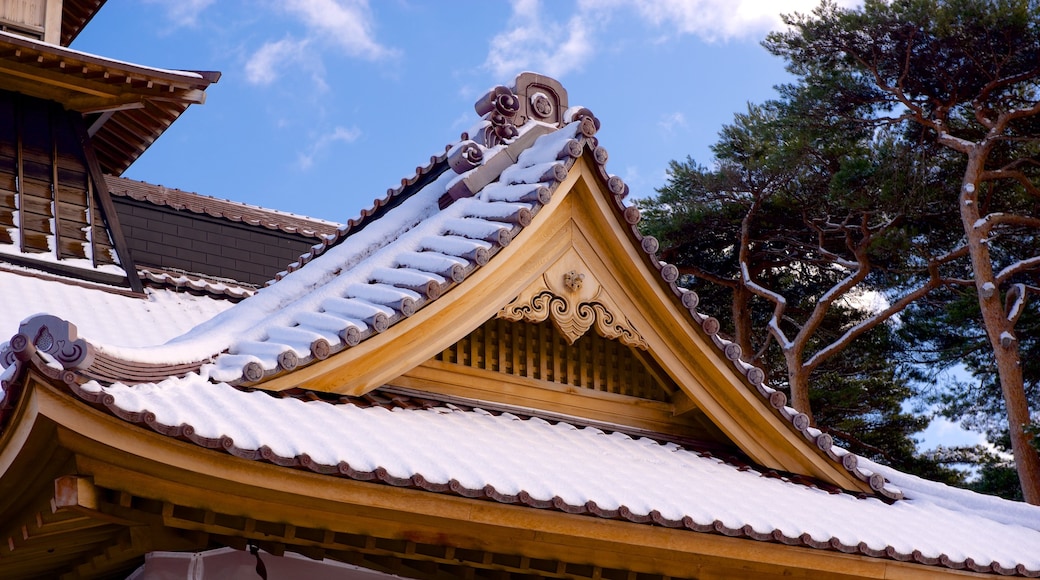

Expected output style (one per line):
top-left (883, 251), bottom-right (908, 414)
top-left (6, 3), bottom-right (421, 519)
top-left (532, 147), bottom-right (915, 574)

top-left (996, 255), bottom-right (1040, 285)
top-left (1005, 283), bottom-right (1028, 325)
top-left (740, 262), bottom-right (794, 351)
top-left (973, 213), bottom-right (1040, 236)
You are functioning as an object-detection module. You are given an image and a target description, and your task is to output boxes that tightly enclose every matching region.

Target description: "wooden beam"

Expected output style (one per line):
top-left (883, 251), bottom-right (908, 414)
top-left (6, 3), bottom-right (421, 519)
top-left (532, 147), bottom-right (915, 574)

top-left (0, 59), bottom-right (120, 99)
top-left (54, 474), bottom-right (98, 511)
top-left (50, 107), bottom-right (61, 262)
top-left (70, 112), bottom-right (143, 293)
top-left (86, 110), bottom-right (115, 137)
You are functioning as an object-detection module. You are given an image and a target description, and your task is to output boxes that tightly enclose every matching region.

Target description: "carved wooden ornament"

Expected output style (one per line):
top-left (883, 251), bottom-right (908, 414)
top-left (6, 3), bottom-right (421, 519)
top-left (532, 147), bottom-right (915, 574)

top-left (499, 251), bottom-right (647, 349)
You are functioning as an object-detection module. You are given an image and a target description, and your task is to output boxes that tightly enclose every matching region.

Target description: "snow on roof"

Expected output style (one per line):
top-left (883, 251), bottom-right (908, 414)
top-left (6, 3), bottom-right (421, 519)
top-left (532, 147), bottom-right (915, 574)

top-left (5, 72), bottom-right (1037, 575)
top-left (0, 29), bottom-right (206, 80)
top-left (62, 375), bottom-right (1040, 576)
top-left (0, 266), bottom-right (233, 349)
top-left (78, 110), bottom-right (582, 370)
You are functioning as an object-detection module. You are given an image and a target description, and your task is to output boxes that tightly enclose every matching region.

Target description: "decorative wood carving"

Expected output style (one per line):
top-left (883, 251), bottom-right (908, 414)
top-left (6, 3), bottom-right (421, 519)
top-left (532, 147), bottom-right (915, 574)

top-left (499, 251), bottom-right (647, 350)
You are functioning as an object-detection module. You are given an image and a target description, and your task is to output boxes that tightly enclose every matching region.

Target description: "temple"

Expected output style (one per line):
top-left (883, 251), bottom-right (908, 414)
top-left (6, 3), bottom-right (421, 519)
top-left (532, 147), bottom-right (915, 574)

top-left (0, 3), bottom-right (1038, 579)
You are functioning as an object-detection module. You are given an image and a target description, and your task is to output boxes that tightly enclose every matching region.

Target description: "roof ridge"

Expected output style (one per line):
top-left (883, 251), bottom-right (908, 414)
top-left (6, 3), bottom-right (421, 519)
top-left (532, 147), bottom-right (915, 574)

top-left (138, 267), bottom-right (256, 300)
top-left (106, 175), bottom-right (341, 238)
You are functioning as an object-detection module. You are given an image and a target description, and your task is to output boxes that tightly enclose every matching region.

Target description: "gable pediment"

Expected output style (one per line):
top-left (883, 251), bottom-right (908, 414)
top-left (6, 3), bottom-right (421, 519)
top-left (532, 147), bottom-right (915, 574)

top-left (245, 154), bottom-right (872, 493)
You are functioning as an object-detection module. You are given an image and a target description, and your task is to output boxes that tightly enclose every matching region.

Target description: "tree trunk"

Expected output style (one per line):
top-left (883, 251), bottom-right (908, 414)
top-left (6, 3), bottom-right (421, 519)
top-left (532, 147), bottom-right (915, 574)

top-left (732, 285), bottom-right (755, 363)
top-left (960, 155), bottom-right (1040, 504)
top-left (785, 349), bottom-right (815, 426)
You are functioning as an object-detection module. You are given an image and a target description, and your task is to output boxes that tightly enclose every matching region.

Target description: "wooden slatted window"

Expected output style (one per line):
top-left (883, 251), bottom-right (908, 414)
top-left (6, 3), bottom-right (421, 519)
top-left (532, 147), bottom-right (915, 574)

top-left (436, 317), bottom-right (674, 402)
top-left (0, 90), bottom-right (113, 265)
top-left (0, 95), bottom-right (15, 246)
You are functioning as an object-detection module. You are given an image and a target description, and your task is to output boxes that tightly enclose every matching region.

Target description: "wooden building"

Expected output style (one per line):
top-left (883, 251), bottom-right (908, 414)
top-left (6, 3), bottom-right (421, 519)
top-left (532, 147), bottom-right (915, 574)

top-left (0, 3), bottom-right (1038, 579)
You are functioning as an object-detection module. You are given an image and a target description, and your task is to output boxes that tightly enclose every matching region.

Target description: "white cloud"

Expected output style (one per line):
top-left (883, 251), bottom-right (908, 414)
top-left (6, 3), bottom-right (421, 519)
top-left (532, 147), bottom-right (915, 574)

top-left (245, 0), bottom-right (395, 88)
top-left (484, 0), bottom-right (594, 79)
top-left (582, 0), bottom-right (862, 42)
top-left (297, 126), bottom-right (362, 170)
top-left (245, 38), bottom-right (311, 85)
top-left (283, 0), bottom-right (396, 60)
top-left (658, 112), bottom-right (688, 134)
top-left (483, 0), bottom-right (863, 81)
top-left (148, 0), bottom-right (215, 28)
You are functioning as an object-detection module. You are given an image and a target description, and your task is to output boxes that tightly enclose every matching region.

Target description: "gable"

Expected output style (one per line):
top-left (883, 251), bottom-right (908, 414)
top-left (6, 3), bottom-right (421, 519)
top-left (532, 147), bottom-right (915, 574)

top-left (398, 315), bottom-right (731, 443)
top-left (0, 71), bottom-right (879, 494)
top-left (238, 152), bottom-right (869, 492)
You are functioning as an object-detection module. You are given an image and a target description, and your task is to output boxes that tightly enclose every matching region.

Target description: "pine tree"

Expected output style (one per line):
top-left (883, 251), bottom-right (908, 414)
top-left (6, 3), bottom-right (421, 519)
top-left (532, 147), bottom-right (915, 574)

top-left (765, 0), bottom-right (1040, 502)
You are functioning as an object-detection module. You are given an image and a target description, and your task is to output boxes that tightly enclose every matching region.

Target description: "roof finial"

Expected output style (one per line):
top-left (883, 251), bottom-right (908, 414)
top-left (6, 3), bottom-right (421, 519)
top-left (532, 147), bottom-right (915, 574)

top-left (473, 73), bottom-right (569, 147)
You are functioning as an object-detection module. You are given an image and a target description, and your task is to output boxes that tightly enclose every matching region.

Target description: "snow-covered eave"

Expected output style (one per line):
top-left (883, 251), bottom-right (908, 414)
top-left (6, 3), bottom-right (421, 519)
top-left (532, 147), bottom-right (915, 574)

top-left (0, 29), bottom-right (215, 85)
top-left (9, 368), bottom-right (1040, 577)
top-left (0, 244), bottom-right (129, 285)
top-left (138, 268), bottom-right (256, 301)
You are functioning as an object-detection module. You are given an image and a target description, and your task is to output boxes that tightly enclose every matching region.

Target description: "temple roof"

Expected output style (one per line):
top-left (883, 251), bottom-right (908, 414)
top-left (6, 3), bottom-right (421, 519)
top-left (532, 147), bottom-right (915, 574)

top-left (2, 72), bottom-right (1040, 577)
top-left (106, 175), bottom-right (341, 240)
top-left (29, 378), bottom-right (1035, 576)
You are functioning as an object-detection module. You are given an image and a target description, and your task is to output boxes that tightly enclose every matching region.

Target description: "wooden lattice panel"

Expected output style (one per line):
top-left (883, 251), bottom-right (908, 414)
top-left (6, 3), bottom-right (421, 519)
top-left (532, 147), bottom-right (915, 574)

top-left (0, 90), bottom-right (112, 264)
top-left (435, 317), bottom-right (674, 401)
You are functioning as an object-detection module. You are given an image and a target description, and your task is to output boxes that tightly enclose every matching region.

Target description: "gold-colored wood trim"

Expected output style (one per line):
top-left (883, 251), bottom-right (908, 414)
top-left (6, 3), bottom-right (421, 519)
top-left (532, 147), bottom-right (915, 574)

top-left (391, 360), bottom-right (724, 441)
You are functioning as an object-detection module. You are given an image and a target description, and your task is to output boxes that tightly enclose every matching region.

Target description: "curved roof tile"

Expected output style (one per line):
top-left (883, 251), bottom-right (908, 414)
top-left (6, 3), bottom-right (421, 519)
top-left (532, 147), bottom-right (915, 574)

top-left (3, 365), bottom-right (1033, 578)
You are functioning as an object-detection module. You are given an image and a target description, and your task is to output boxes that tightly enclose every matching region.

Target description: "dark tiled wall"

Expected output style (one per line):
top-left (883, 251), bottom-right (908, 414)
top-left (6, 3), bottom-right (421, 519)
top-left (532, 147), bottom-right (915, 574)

top-left (113, 198), bottom-right (319, 286)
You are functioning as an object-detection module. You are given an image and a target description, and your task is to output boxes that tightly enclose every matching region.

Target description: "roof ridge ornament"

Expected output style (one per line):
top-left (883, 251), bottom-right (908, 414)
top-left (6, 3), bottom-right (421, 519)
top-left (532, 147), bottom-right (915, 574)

top-left (473, 73), bottom-right (569, 148)
top-left (2, 314), bottom-right (94, 370)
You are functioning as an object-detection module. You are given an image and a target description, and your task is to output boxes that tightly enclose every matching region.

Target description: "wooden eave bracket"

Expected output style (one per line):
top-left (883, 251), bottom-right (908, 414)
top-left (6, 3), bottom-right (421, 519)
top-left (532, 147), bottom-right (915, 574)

top-left (53, 475), bottom-right (140, 526)
top-left (54, 474), bottom-right (99, 512)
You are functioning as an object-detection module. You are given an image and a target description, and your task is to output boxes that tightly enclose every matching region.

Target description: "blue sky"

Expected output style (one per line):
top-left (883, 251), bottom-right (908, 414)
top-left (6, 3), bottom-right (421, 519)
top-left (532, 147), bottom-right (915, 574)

top-left (73, 0), bottom-right (859, 223)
